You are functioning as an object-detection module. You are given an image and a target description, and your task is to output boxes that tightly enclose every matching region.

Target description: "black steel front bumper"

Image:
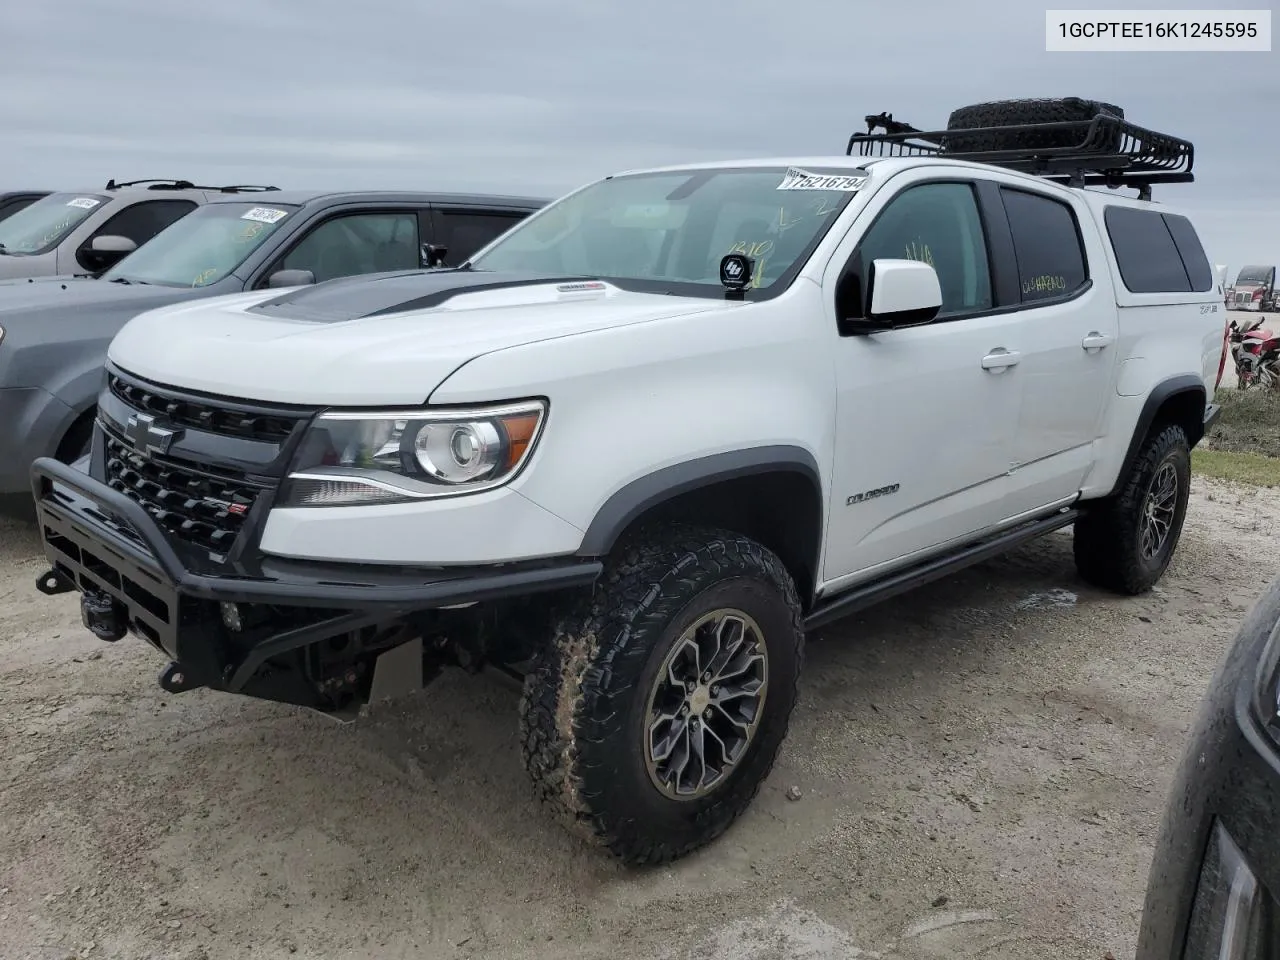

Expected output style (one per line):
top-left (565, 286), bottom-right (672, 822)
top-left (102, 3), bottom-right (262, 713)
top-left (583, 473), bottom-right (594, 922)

top-left (31, 456), bottom-right (601, 699)
top-left (1136, 576), bottom-right (1280, 958)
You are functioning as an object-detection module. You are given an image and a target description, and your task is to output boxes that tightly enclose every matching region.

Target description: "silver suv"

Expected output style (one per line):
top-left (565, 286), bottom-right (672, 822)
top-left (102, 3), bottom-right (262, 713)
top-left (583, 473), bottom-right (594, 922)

top-left (0, 179), bottom-right (278, 281)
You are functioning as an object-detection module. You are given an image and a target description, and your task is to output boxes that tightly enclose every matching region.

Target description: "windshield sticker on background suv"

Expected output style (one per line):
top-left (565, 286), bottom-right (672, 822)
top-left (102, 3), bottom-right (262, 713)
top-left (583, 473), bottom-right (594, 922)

top-left (66, 197), bottom-right (101, 209)
top-left (240, 207), bottom-right (288, 225)
top-left (237, 222), bottom-right (266, 243)
top-left (776, 167), bottom-right (867, 192)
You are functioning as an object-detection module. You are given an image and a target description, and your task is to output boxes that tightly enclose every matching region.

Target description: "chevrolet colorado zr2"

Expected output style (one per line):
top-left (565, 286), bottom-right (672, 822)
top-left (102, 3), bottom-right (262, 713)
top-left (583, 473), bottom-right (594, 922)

top-left (30, 99), bottom-right (1227, 864)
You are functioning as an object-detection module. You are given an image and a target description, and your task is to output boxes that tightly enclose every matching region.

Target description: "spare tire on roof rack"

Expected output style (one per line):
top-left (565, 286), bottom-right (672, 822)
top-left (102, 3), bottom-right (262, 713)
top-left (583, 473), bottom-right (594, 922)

top-left (942, 97), bottom-right (1125, 154)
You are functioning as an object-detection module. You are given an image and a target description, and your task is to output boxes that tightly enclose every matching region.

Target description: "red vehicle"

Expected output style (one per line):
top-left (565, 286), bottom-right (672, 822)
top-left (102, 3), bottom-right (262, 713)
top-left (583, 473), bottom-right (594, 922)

top-left (1228, 315), bottom-right (1280, 388)
top-left (1229, 264), bottom-right (1277, 311)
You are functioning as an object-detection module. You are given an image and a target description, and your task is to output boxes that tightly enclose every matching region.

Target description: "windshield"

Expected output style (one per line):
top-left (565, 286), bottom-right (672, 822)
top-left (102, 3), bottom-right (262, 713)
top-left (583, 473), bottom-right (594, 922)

top-left (0, 192), bottom-right (110, 255)
top-left (470, 166), bottom-right (862, 297)
top-left (1234, 267), bottom-right (1273, 285)
top-left (105, 202), bottom-right (300, 287)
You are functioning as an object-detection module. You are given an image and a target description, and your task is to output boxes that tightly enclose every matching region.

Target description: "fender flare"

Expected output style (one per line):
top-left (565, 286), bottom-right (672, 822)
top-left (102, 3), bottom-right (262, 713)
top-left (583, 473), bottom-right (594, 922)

top-left (1110, 374), bottom-right (1206, 497)
top-left (576, 444), bottom-right (824, 559)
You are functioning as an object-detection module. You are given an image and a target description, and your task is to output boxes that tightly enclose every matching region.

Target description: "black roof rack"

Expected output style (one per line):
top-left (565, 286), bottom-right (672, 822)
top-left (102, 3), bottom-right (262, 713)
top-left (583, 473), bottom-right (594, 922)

top-left (847, 110), bottom-right (1193, 200)
top-left (104, 179), bottom-right (280, 193)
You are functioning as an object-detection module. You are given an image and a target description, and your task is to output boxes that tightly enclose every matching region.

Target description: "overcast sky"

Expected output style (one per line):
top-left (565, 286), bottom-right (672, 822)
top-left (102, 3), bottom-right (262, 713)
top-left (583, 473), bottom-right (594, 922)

top-left (3, 0), bottom-right (1276, 274)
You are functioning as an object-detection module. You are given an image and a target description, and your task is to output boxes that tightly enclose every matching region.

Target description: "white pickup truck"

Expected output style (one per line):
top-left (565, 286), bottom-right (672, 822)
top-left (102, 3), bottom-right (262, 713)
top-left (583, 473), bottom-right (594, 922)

top-left (32, 99), bottom-right (1225, 864)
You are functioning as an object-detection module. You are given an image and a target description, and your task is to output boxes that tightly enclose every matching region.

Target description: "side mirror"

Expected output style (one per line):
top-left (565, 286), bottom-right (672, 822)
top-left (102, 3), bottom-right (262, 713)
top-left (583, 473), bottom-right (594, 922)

top-left (81, 234), bottom-right (137, 273)
top-left (841, 259), bottom-right (942, 334)
top-left (267, 268), bottom-right (316, 289)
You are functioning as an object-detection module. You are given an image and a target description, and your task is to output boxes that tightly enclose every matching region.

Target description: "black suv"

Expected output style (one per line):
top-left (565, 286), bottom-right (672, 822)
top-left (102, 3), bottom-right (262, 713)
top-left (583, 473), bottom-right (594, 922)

top-left (1137, 573), bottom-right (1280, 957)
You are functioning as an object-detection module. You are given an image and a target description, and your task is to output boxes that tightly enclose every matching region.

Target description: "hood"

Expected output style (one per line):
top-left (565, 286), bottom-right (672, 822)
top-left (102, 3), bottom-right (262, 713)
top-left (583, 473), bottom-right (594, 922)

top-left (0, 277), bottom-right (204, 388)
top-left (108, 270), bottom-right (734, 405)
top-left (0, 254), bottom-right (51, 282)
top-left (0, 275), bottom-right (194, 316)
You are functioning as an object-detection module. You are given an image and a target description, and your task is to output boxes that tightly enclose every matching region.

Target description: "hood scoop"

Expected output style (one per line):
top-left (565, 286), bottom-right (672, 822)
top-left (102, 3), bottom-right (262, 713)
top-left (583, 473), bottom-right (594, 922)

top-left (249, 270), bottom-right (604, 324)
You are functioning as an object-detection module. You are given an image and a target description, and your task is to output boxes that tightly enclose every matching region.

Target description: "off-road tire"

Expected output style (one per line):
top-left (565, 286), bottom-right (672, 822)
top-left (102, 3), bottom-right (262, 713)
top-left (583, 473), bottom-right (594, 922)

top-left (1073, 423), bottom-right (1191, 595)
top-left (518, 524), bottom-right (804, 865)
top-left (943, 97), bottom-right (1125, 154)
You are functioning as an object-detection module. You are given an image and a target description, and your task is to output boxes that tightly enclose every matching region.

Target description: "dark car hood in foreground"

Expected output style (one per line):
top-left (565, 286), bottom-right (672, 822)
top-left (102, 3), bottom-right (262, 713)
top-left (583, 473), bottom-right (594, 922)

top-left (1136, 574), bottom-right (1280, 958)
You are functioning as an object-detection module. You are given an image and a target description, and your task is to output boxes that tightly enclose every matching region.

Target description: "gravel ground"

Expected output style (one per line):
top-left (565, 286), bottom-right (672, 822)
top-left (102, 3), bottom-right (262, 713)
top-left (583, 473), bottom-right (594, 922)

top-left (3, 477), bottom-right (1279, 960)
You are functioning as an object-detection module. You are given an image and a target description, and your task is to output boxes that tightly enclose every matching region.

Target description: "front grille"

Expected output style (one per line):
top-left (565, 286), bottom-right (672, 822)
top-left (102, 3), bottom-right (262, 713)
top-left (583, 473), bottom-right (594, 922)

top-left (104, 432), bottom-right (265, 557)
top-left (108, 372), bottom-right (303, 444)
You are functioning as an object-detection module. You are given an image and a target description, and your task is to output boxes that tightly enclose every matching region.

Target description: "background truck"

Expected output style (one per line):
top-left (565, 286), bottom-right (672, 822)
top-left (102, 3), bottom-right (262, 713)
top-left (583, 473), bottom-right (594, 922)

top-left (1229, 264), bottom-right (1277, 310)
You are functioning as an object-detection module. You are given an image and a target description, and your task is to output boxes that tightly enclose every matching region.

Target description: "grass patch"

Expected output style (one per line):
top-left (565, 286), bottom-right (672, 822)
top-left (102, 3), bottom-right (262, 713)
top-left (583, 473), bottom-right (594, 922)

top-left (1192, 448), bottom-right (1280, 487)
top-left (1207, 389), bottom-right (1280, 458)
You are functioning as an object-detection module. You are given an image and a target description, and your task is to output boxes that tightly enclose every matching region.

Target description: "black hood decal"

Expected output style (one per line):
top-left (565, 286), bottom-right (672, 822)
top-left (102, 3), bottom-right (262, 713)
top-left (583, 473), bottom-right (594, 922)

top-left (248, 269), bottom-right (596, 324)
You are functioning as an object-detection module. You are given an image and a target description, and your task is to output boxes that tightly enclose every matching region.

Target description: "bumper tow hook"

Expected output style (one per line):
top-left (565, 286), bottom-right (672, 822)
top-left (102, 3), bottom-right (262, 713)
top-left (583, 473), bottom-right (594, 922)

top-left (158, 662), bottom-right (205, 695)
top-left (80, 590), bottom-right (128, 643)
top-left (35, 569), bottom-right (74, 596)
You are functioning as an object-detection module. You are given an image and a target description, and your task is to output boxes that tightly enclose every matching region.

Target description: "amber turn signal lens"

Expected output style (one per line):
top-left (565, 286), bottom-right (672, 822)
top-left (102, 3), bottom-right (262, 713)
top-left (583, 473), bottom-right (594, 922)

top-left (500, 413), bottom-right (541, 471)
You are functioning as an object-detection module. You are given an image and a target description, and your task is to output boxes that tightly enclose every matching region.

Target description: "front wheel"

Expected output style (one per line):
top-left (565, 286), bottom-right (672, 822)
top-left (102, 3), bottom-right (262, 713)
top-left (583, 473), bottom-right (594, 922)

top-left (518, 525), bottom-right (804, 865)
top-left (1073, 423), bottom-right (1191, 595)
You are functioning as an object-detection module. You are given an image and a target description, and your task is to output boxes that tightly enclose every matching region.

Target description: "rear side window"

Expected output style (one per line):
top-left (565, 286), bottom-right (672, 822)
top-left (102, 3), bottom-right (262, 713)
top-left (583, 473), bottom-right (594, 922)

top-left (1104, 206), bottom-right (1211, 294)
top-left (999, 188), bottom-right (1088, 302)
top-left (1162, 213), bottom-right (1213, 291)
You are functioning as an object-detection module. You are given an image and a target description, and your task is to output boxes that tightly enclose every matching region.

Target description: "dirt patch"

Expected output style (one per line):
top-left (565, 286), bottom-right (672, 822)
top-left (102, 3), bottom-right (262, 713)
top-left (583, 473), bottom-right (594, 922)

top-left (3, 479), bottom-right (1279, 960)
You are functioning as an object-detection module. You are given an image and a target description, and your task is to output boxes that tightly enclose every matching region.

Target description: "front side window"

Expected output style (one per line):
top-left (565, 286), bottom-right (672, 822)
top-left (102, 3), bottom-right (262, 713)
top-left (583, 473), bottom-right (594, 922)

top-left (103, 202), bottom-right (300, 287)
top-left (78, 199), bottom-right (200, 272)
top-left (470, 167), bottom-right (860, 298)
top-left (437, 209), bottom-right (527, 262)
top-left (0, 192), bottom-right (111, 256)
top-left (849, 182), bottom-right (993, 318)
top-left (1000, 188), bottom-right (1089, 302)
top-left (280, 212), bottom-right (421, 283)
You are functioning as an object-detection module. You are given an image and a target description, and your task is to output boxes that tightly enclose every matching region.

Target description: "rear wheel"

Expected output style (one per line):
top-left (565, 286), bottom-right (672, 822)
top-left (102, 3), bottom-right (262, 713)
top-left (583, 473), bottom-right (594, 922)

top-left (518, 525), bottom-right (804, 864)
top-left (1073, 423), bottom-right (1191, 595)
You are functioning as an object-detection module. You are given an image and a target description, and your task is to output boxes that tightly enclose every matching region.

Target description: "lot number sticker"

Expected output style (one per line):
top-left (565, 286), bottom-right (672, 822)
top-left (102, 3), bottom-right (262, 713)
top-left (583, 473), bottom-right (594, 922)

top-left (776, 167), bottom-right (866, 192)
top-left (66, 197), bottom-right (101, 209)
top-left (241, 207), bottom-right (289, 224)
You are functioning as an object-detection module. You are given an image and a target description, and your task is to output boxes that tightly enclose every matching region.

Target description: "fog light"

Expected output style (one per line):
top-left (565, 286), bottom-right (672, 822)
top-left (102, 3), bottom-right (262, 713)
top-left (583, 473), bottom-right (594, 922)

top-left (220, 602), bottom-right (243, 632)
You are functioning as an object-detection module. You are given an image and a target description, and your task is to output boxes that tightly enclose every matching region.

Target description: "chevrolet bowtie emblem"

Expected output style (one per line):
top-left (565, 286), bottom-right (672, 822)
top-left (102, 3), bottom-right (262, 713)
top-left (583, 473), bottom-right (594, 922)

top-left (124, 412), bottom-right (182, 457)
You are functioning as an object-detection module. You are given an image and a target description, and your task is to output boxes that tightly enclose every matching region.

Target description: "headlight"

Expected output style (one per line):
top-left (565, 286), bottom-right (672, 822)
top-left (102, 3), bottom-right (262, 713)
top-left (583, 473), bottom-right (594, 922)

top-left (280, 400), bottom-right (546, 507)
top-left (0, 324), bottom-right (5, 346)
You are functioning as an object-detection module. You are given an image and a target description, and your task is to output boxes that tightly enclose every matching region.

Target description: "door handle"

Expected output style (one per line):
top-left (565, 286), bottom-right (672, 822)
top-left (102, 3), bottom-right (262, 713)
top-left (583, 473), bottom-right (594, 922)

top-left (981, 348), bottom-right (1021, 371)
top-left (1081, 331), bottom-right (1115, 351)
